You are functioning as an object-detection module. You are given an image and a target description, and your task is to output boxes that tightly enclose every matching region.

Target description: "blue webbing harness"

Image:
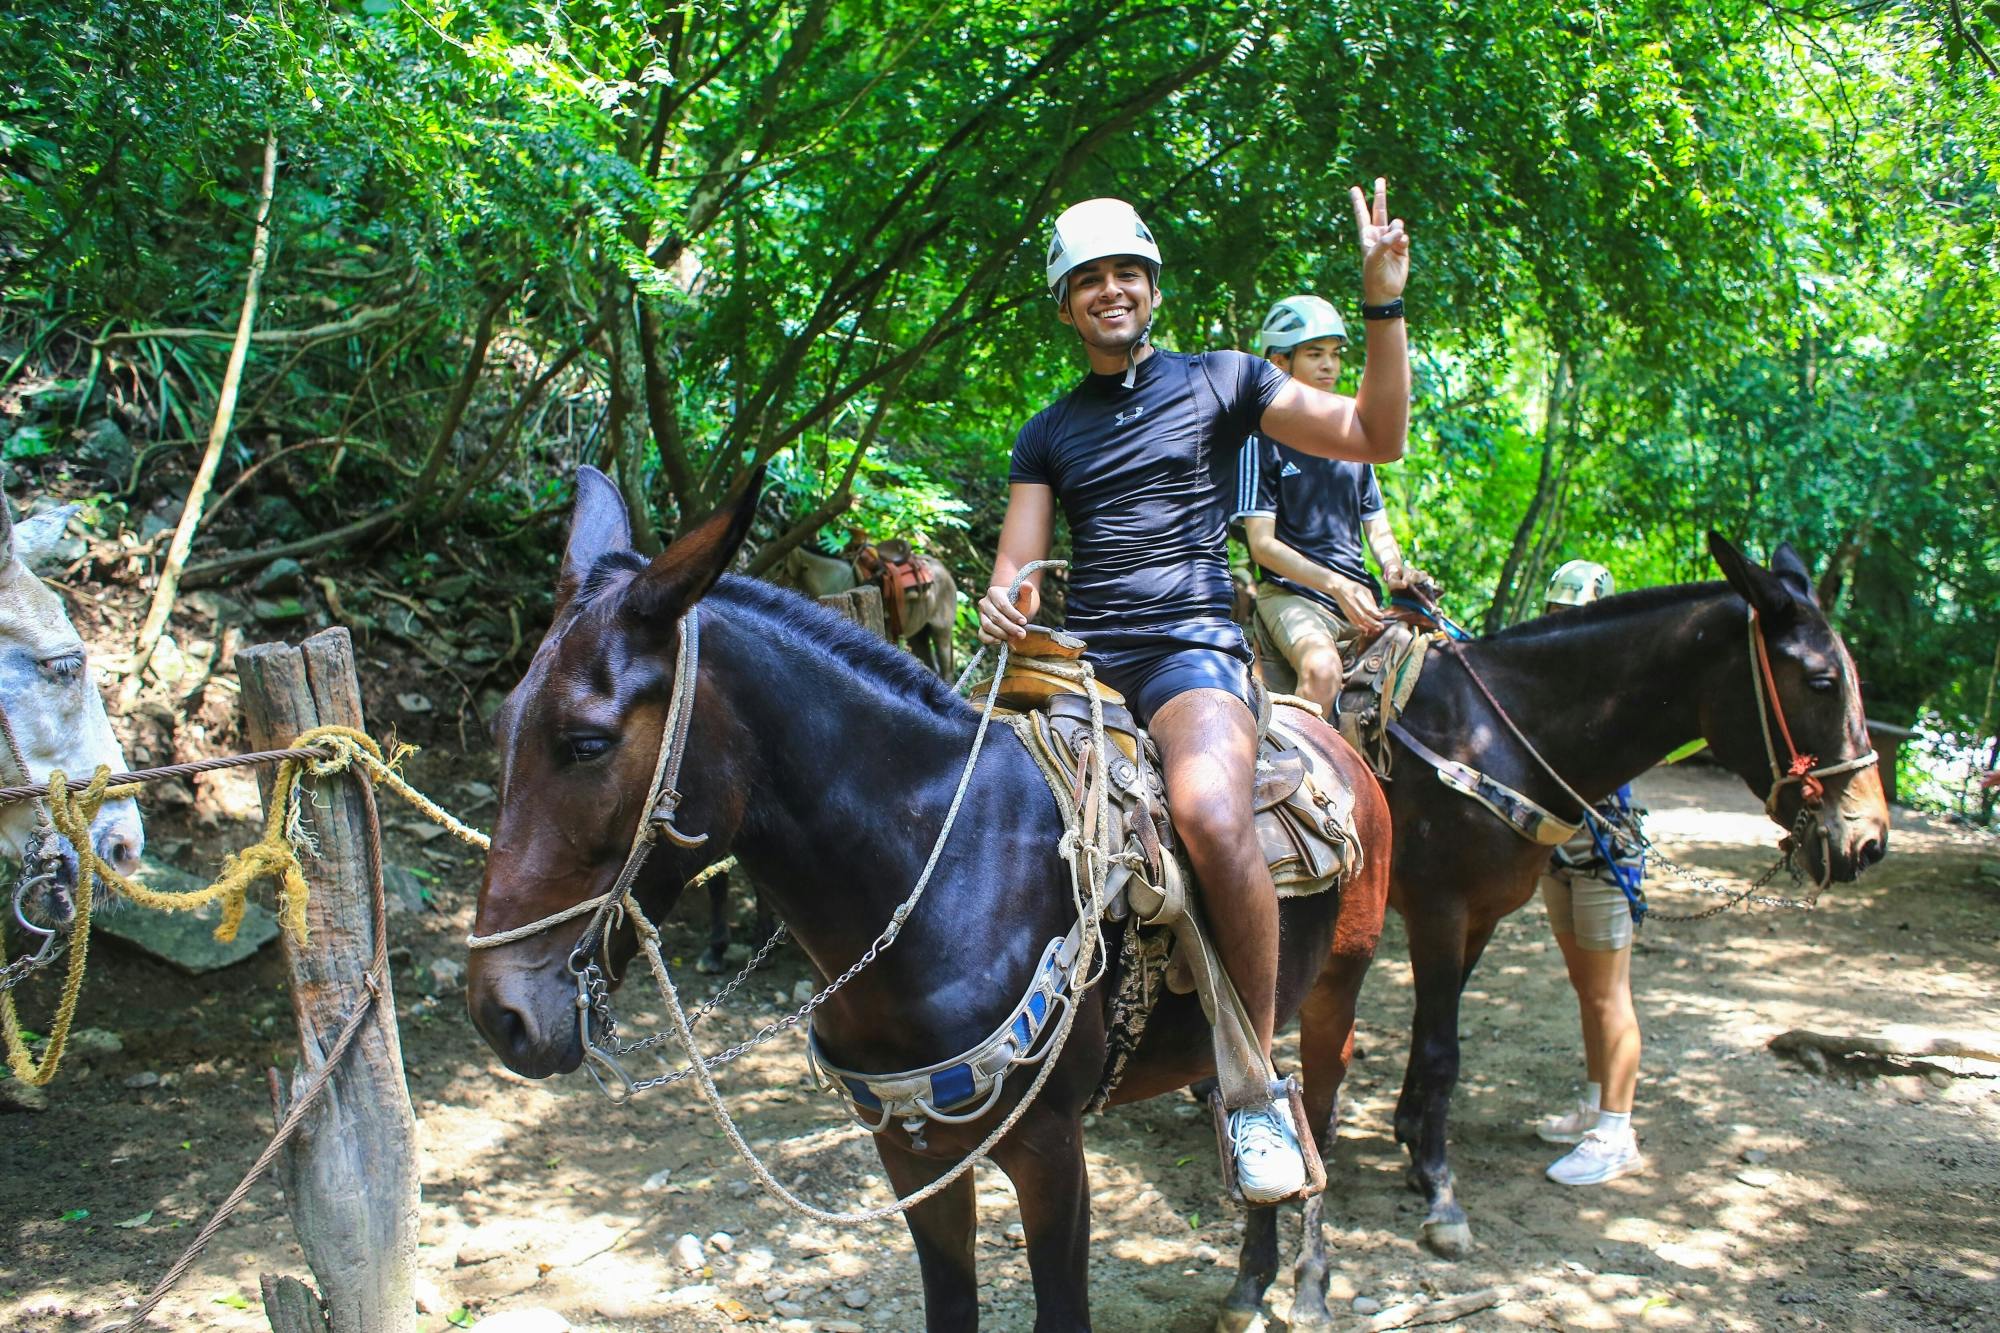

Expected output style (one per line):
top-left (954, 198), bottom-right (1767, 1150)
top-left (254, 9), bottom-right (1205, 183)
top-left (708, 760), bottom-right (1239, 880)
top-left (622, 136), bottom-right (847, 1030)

top-left (1560, 785), bottom-right (1648, 924)
top-left (807, 927), bottom-right (1081, 1149)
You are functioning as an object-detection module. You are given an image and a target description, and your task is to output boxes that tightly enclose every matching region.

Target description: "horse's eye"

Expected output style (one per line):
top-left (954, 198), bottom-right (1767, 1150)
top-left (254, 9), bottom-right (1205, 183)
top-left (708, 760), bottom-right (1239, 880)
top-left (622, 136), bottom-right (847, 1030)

top-left (1807, 675), bottom-right (1837, 694)
top-left (40, 652), bottom-right (84, 683)
top-left (566, 735), bottom-right (614, 763)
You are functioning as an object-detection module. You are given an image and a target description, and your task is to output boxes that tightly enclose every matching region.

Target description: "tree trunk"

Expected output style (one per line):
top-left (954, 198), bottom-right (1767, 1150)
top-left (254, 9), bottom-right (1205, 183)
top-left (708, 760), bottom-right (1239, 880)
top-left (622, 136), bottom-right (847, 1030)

top-left (1486, 348), bottom-right (1573, 633)
top-left (236, 629), bottom-right (419, 1333)
top-left (119, 129), bottom-right (279, 706)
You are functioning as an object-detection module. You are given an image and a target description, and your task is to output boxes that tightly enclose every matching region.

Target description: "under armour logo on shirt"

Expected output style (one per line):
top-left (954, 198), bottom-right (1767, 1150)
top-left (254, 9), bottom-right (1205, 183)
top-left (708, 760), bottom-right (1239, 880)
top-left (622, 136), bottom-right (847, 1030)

top-left (1116, 405), bottom-right (1145, 425)
top-left (1281, 460), bottom-right (1303, 477)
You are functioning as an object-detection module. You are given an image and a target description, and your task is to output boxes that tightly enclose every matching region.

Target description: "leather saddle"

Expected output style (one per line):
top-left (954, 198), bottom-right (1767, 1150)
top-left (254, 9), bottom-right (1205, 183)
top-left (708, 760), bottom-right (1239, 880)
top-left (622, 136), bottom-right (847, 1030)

top-left (1332, 620), bottom-right (1439, 777)
top-left (849, 539), bottom-right (933, 640)
top-left (968, 629), bottom-right (1363, 908)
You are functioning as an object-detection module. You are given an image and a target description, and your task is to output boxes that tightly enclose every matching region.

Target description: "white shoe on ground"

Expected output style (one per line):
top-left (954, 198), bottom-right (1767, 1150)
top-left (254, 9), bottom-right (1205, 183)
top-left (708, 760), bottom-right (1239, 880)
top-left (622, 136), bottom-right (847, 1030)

top-left (1536, 1097), bottom-right (1600, 1144)
top-left (1229, 1097), bottom-right (1308, 1203)
top-left (1546, 1130), bottom-right (1644, 1186)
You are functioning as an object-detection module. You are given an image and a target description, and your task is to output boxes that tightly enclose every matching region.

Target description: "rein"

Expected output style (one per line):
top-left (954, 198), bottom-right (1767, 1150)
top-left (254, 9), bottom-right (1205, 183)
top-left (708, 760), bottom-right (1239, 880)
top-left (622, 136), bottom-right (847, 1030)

top-left (468, 560), bottom-right (1117, 1226)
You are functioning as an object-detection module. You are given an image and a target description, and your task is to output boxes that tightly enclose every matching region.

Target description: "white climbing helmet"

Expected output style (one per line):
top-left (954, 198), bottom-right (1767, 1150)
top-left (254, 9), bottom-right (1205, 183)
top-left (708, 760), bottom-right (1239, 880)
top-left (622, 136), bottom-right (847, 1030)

top-left (1546, 559), bottom-right (1615, 607)
top-left (1259, 294), bottom-right (1348, 355)
top-left (1044, 198), bottom-right (1161, 302)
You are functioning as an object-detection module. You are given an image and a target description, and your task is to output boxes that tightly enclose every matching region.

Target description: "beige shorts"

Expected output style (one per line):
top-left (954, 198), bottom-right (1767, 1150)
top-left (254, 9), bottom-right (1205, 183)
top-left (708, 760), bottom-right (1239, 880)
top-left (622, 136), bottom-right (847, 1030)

top-left (1255, 585), bottom-right (1367, 673)
top-left (1540, 869), bottom-right (1633, 951)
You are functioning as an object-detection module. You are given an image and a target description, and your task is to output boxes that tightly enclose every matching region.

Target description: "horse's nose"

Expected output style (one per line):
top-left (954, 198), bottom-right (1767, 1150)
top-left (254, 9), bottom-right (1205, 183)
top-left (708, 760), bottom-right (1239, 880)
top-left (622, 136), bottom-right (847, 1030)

top-left (466, 964), bottom-right (581, 1079)
top-left (95, 825), bottom-right (144, 877)
top-left (1856, 830), bottom-right (1887, 870)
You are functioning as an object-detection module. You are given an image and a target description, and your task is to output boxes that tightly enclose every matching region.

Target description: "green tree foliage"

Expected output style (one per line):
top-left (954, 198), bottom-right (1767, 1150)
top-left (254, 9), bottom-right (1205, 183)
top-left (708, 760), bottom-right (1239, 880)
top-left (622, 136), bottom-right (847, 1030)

top-left (1, 0), bottom-right (1994, 732)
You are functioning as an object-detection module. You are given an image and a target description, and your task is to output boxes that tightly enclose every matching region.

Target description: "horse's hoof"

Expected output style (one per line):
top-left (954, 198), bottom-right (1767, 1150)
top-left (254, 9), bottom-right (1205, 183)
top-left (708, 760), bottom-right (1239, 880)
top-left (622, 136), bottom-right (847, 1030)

top-left (694, 952), bottom-right (727, 975)
top-left (1421, 1218), bottom-right (1473, 1259)
top-left (1287, 1299), bottom-right (1335, 1332)
top-left (1213, 1309), bottom-right (1266, 1333)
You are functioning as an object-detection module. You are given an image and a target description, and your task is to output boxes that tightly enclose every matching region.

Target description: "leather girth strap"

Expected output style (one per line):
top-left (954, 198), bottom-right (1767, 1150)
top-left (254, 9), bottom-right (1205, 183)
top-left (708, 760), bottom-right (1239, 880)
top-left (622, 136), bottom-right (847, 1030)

top-left (1387, 719), bottom-right (1582, 846)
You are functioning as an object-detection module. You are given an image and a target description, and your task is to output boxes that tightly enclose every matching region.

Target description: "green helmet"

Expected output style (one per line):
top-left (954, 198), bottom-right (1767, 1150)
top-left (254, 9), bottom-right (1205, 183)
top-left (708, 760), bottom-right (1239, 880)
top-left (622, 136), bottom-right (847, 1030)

top-left (1259, 294), bottom-right (1348, 356)
top-left (1546, 559), bottom-right (1615, 607)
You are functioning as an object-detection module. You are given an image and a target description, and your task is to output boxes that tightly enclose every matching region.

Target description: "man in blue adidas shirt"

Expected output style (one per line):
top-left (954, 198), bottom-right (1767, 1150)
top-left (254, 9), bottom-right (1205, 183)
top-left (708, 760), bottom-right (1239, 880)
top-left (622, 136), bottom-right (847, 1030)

top-left (1236, 294), bottom-right (1430, 713)
top-left (976, 182), bottom-right (1411, 1201)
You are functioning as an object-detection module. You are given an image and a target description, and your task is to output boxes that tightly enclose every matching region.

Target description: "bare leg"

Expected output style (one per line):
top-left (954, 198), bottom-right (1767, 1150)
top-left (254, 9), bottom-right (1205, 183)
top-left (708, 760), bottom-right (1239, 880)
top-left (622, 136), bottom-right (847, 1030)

top-left (1555, 935), bottom-right (1639, 1112)
top-left (1148, 688), bottom-right (1275, 1058)
top-left (1290, 639), bottom-right (1345, 718)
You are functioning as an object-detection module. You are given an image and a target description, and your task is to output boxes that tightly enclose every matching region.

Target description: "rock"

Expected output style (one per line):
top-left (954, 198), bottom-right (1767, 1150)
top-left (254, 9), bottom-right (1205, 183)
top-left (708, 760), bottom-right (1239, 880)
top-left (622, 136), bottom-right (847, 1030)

top-left (665, 1284), bottom-right (720, 1306)
top-left (251, 595), bottom-right (308, 623)
top-left (642, 1167), bottom-right (674, 1192)
top-left (427, 957), bottom-right (466, 993)
top-left (1736, 1168), bottom-right (1780, 1188)
top-left (383, 865), bottom-right (430, 915)
top-left (792, 979), bottom-right (815, 1006)
top-left (430, 573), bottom-right (476, 600)
top-left (1352, 1296), bottom-right (1382, 1315)
top-left (250, 494), bottom-right (311, 541)
top-left (669, 1233), bottom-right (707, 1272)
top-left (397, 691), bottom-right (435, 714)
top-left (708, 1231), bottom-right (735, 1253)
top-left (1739, 1147), bottom-right (1769, 1165)
top-left (763, 1286), bottom-right (789, 1304)
top-left (842, 1287), bottom-right (871, 1309)
top-left (252, 558), bottom-right (307, 594)
top-left (820, 1322), bottom-right (866, 1332)
top-left (1193, 1243), bottom-right (1220, 1264)
top-left (0, 1076), bottom-right (50, 1112)
top-left (68, 1028), bottom-right (124, 1059)
top-left (413, 1277), bottom-right (449, 1315)
top-left (462, 780), bottom-right (496, 803)
top-left (1005, 1221), bottom-right (1026, 1248)
top-left (727, 1179), bottom-right (753, 1198)
top-left (471, 1311), bottom-right (570, 1333)
top-left (93, 865), bottom-right (281, 972)
top-left (122, 1071), bottom-right (162, 1090)
top-left (77, 419), bottom-right (129, 475)
top-left (773, 1300), bottom-right (806, 1318)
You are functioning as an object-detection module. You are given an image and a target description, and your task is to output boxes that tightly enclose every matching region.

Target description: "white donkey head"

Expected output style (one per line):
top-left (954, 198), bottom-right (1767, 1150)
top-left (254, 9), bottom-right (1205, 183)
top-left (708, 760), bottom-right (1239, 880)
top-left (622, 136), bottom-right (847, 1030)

top-left (0, 500), bottom-right (144, 884)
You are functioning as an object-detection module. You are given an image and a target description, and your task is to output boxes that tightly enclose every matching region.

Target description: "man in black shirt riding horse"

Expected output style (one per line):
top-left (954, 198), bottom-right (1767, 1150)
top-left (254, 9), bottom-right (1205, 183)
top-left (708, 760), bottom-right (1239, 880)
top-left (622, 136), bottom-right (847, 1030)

top-left (977, 183), bottom-right (1412, 1200)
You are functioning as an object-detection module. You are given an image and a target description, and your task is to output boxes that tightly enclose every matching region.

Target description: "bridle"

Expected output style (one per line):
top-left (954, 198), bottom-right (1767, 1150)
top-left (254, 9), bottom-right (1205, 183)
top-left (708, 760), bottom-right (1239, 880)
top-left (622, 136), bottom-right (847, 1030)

top-left (1745, 605), bottom-right (1877, 818)
top-left (465, 604), bottom-right (713, 1093)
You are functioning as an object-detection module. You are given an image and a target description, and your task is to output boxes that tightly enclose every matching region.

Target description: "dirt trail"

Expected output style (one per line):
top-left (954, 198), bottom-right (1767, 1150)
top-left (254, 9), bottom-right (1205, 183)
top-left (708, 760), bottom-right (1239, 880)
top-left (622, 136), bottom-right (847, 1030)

top-left (3, 760), bottom-right (1996, 1331)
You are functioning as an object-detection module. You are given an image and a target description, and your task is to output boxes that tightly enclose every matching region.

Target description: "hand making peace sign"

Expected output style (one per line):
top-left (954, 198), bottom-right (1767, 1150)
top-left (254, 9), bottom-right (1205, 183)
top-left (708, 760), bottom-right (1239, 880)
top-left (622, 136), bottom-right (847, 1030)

top-left (1350, 176), bottom-right (1410, 306)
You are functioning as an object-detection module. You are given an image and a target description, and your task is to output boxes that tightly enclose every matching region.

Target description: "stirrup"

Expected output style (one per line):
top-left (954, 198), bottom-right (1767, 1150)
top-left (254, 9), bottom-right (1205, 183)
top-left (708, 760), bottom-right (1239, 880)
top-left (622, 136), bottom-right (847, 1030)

top-left (1209, 1074), bottom-right (1326, 1204)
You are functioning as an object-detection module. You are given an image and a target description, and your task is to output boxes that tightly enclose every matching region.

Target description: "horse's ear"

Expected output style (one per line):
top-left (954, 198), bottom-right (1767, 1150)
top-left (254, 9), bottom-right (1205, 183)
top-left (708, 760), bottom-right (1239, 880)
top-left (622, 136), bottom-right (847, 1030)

top-left (628, 466), bottom-right (765, 630)
top-left (1769, 541), bottom-right (1818, 606)
top-left (558, 466), bottom-right (634, 609)
top-left (13, 504), bottom-right (82, 572)
top-left (1708, 530), bottom-right (1797, 623)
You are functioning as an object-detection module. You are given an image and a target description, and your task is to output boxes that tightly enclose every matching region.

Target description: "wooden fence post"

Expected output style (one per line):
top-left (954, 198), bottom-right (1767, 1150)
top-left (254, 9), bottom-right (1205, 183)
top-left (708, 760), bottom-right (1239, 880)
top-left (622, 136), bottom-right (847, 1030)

top-left (818, 583), bottom-right (886, 638)
top-left (236, 628), bottom-right (418, 1333)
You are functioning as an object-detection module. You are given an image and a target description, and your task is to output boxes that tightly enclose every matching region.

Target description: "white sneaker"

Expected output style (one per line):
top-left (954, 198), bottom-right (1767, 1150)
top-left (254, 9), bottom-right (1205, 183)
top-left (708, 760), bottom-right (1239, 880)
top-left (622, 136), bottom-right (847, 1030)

top-left (1536, 1098), bottom-right (1600, 1144)
top-left (1546, 1130), bottom-right (1644, 1186)
top-left (1229, 1097), bottom-right (1308, 1203)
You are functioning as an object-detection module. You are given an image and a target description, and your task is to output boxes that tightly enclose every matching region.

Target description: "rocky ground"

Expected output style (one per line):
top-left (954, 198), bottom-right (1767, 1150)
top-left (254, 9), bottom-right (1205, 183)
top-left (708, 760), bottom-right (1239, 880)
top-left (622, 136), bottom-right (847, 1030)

top-left (3, 758), bottom-right (1997, 1332)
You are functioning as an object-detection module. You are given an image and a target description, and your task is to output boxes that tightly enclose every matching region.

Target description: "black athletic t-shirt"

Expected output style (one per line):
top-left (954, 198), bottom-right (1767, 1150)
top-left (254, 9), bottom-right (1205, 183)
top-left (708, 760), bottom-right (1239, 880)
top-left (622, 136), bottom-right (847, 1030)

top-left (1010, 349), bottom-right (1288, 653)
top-left (1233, 437), bottom-right (1386, 609)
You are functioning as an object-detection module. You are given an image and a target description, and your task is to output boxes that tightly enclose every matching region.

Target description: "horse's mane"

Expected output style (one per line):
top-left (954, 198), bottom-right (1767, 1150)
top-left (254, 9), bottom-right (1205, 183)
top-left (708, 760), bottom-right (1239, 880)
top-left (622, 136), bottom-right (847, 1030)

top-left (708, 575), bottom-right (970, 720)
top-left (1483, 580), bottom-right (1736, 643)
top-left (575, 555), bottom-right (969, 720)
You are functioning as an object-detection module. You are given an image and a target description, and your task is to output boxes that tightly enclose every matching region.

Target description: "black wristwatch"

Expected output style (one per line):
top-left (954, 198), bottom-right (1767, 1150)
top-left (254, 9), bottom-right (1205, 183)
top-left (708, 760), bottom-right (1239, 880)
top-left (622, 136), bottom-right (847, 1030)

top-left (1361, 298), bottom-right (1405, 321)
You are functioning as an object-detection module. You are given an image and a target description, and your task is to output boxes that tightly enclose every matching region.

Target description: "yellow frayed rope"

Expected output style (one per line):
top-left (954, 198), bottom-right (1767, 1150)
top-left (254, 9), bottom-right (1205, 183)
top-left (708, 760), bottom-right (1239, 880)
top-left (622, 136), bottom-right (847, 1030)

top-left (2, 724), bottom-right (469, 1087)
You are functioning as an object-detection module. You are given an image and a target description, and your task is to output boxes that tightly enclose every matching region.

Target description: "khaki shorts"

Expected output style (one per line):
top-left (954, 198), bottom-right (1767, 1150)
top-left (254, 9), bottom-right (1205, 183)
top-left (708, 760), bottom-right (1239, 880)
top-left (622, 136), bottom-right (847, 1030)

top-left (1255, 585), bottom-right (1367, 675)
top-left (1540, 869), bottom-right (1633, 951)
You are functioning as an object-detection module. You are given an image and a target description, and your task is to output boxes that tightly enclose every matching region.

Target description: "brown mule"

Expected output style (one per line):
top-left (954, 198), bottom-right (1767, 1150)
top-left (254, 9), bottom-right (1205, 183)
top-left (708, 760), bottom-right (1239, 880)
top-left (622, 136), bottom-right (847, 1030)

top-left (466, 468), bottom-right (1393, 1329)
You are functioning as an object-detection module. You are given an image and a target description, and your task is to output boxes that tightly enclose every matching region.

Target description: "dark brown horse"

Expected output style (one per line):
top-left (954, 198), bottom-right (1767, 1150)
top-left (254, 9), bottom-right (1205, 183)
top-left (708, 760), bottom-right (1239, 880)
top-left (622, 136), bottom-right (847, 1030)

top-left (465, 468), bottom-right (1394, 1330)
top-left (1385, 534), bottom-right (1890, 1256)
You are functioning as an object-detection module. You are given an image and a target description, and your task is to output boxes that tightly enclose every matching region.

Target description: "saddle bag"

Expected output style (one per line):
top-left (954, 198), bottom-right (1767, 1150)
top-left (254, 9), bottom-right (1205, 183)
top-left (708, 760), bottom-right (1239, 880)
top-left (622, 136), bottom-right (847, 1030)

top-left (1336, 622), bottom-right (1434, 776)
